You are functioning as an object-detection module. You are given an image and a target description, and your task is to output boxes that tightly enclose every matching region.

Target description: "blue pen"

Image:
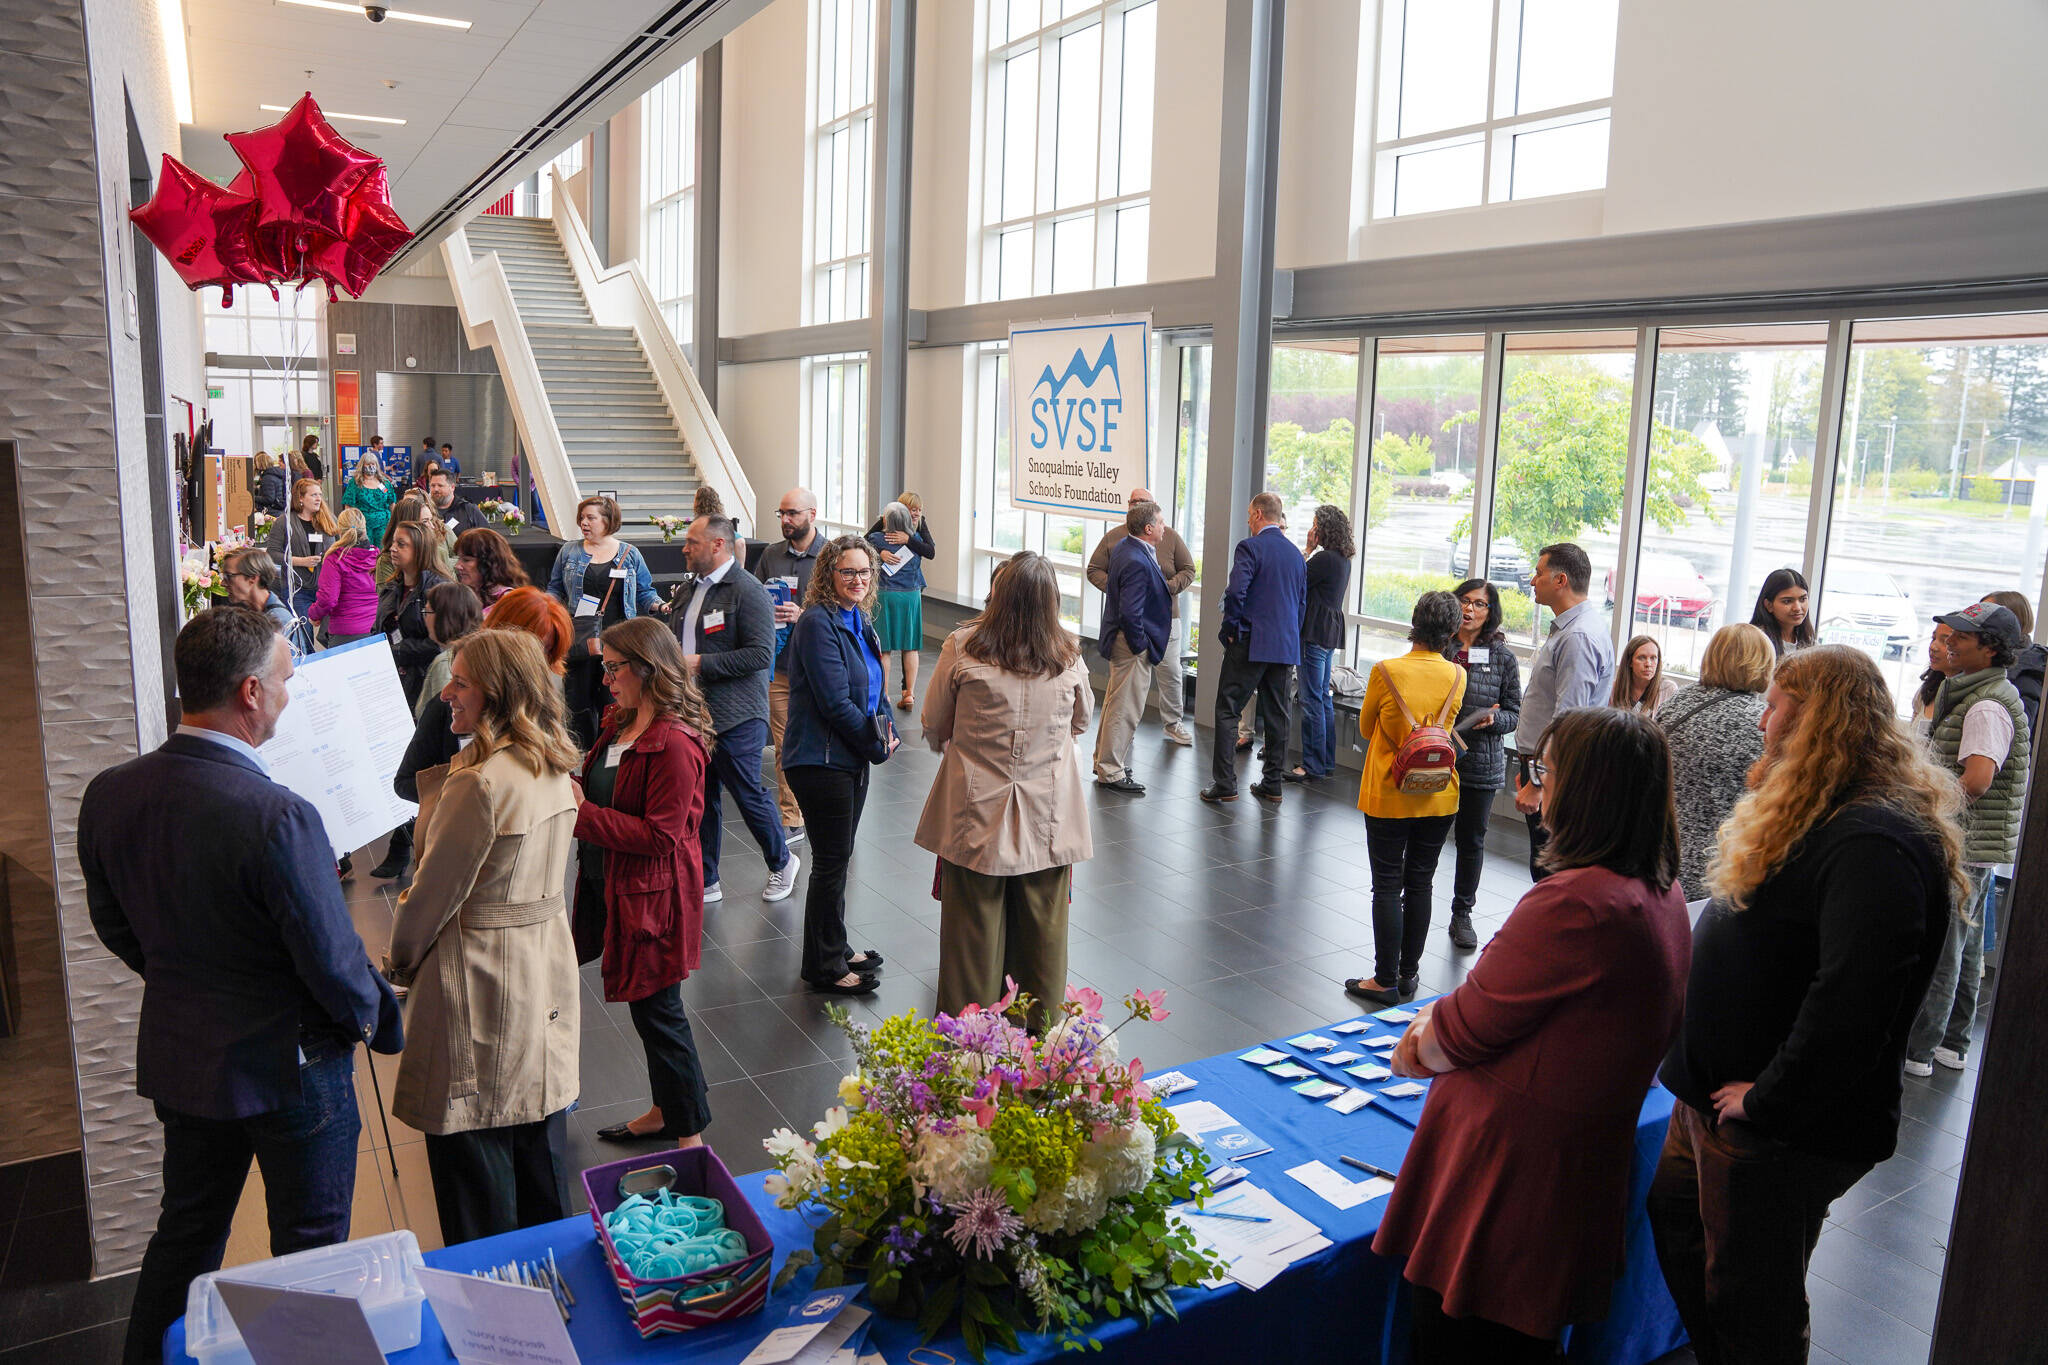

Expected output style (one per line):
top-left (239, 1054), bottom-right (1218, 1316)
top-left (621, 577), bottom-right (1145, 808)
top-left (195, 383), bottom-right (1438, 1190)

top-left (1184, 1208), bottom-right (1271, 1224)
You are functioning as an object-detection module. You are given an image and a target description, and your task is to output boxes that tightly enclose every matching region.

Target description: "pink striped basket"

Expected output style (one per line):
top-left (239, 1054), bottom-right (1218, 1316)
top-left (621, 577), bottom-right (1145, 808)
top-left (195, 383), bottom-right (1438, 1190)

top-left (580, 1147), bottom-right (775, 1338)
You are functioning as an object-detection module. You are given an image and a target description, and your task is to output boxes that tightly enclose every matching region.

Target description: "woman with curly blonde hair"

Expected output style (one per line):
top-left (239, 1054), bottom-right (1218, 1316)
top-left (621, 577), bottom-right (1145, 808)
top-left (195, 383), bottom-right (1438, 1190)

top-left (386, 628), bottom-right (581, 1241)
top-left (1649, 644), bottom-right (1965, 1365)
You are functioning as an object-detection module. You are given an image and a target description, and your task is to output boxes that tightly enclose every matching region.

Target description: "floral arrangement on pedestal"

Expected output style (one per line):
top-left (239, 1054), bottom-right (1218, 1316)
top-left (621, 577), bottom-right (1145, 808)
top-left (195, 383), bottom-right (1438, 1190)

top-left (762, 984), bottom-right (1223, 1361)
top-left (649, 514), bottom-right (686, 542)
top-left (478, 498), bottom-right (525, 530)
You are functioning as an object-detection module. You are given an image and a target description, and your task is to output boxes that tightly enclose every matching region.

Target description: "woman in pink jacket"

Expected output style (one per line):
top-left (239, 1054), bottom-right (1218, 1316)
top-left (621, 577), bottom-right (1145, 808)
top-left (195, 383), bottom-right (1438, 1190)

top-left (309, 507), bottom-right (382, 646)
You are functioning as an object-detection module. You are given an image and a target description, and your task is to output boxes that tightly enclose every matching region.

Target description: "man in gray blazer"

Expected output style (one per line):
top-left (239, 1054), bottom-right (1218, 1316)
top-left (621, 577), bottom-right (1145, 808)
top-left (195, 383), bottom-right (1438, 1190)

top-left (79, 607), bottom-right (402, 1365)
top-left (1086, 486), bottom-right (1197, 744)
top-left (675, 513), bottom-right (799, 904)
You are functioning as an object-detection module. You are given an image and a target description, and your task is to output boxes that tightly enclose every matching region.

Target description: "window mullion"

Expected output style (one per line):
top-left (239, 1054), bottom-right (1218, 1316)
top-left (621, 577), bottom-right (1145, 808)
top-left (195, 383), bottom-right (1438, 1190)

top-left (1481, 0), bottom-right (1503, 203)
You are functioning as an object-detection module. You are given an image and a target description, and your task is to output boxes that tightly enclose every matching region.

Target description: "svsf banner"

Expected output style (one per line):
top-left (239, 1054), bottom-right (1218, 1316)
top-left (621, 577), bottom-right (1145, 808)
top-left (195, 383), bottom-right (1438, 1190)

top-left (1006, 315), bottom-right (1150, 521)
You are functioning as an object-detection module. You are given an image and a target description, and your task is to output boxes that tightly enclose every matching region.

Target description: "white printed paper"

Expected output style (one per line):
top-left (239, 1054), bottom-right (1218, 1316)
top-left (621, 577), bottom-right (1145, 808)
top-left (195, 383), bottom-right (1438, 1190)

top-left (1381, 1082), bottom-right (1430, 1099)
top-left (1332, 1019), bottom-right (1374, 1034)
top-left (1326, 1088), bottom-right (1375, 1114)
top-left (1321, 1050), bottom-right (1365, 1067)
top-left (1167, 1100), bottom-right (1237, 1135)
top-left (1374, 1008), bottom-right (1416, 1023)
top-left (1284, 1161), bottom-right (1386, 1211)
top-left (418, 1267), bottom-right (580, 1365)
top-left (215, 1280), bottom-right (386, 1365)
top-left (259, 637), bottom-right (418, 858)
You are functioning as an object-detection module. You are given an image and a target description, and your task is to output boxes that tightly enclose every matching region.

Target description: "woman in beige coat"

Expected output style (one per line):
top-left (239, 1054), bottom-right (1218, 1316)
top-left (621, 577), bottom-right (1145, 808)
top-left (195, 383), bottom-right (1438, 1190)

top-left (918, 552), bottom-right (1093, 1031)
top-left (386, 628), bottom-right (582, 1244)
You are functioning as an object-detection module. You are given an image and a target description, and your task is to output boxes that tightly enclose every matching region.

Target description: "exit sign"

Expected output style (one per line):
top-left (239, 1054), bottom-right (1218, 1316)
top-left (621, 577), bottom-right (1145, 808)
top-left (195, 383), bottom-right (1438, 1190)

top-left (207, 386), bottom-right (223, 399)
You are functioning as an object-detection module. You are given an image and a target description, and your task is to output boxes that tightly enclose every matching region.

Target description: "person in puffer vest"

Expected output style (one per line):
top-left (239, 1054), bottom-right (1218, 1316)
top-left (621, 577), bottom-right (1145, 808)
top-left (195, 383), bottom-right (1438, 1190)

top-left (1905, 600), bottom-right (2032, 1075)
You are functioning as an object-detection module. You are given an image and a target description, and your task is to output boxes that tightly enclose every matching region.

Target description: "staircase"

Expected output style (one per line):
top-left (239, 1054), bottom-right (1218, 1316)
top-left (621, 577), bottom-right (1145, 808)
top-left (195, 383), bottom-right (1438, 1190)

top-left (460, 215), bottom-right (700, 522)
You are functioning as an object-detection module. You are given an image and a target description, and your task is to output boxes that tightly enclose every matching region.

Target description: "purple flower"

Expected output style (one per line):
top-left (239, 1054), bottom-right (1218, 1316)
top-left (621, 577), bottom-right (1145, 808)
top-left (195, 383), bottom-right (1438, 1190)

top-left (945, 1187), bottom-right (1023, 1260)
top-left (881, 1222), bottom-right (924, 1267)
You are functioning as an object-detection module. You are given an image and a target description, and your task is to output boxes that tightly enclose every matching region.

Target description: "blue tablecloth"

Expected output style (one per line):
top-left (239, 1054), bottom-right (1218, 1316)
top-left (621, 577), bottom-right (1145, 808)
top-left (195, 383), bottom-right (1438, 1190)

top-left (166, 1011), bottom-right (1685, 1364)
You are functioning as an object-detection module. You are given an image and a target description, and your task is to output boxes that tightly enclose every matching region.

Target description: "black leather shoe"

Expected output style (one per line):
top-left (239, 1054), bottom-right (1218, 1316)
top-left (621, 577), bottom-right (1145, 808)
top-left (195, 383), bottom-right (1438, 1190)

top-left (1345, 978), bottom-right (1403, 1006)
top-left (1249, 783), bottom-right (1283, 806)
top-left (846, 949), bottom-right (885, 971)
top-left (1397, 975), bottom-right (1419, 1001)
top-left (807, 973), bottom-right (881, 996)
top-left (1235, 734), bottom-right (1255, 752)
top-left (1200, 784), bottom-right (1239, 804)
top-left (597, 1122), bottom-right (673, 1143)
top-left (1096, 775), bottom-right (1146, 795)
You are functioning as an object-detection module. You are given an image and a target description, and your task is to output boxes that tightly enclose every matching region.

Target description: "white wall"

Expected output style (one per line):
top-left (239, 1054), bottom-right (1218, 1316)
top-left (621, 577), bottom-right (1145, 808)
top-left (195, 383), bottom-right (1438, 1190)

top-left (719, 358), bottom-right (803, 529)
top-left (1146, 0), bottom-right (1224, 285)
top-left (720, 0), bottom-right (809, 336)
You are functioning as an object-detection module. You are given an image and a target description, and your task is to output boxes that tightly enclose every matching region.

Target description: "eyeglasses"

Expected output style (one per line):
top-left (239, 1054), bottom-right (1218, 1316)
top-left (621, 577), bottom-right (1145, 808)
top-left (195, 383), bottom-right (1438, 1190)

top-left (835, 567), bottom-right (873, 581)
top-left (1527, 759), bottom-right (1548, 787)
top-left (776, 509), bottom-right (809, 519)
top-left (600, 660), bottom-right (629, 676)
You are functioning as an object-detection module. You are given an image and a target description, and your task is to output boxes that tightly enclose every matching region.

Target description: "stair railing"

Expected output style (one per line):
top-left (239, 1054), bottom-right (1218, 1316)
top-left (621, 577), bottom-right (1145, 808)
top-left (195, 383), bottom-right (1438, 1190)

top-left (442, 222), bottom-right (581, 534)
top-left (546, 167), bottom-right (758, 527)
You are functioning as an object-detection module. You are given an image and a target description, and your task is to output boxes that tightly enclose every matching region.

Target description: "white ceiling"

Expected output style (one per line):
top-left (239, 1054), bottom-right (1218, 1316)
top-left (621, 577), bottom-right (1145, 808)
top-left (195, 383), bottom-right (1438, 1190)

top-left (179, 0), bottom-right (698, 236)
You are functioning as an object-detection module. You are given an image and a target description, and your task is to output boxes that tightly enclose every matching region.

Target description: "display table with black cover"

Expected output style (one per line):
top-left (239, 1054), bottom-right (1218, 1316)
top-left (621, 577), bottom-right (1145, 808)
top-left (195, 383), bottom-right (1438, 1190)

top-left (163, 1012), bottom-right (1685, 1364)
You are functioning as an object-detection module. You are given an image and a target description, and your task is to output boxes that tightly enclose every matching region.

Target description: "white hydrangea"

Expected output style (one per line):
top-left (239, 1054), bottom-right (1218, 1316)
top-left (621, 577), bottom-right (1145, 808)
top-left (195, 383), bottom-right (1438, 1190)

top-left (909, 1126), bottom-right (997, 1205)
top-left (1022, 1167), bottom-right (1108, 1235)
top-left (1042, 1016), bottom-right (1119, 1070)
top-left (1077, 1119), bottom-right (1157, 1199)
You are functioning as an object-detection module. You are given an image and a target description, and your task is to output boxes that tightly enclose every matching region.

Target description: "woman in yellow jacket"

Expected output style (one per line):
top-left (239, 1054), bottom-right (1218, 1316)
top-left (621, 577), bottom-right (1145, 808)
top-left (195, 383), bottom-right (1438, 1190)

top-left (1346, 590), bottom-right (1467, 1007)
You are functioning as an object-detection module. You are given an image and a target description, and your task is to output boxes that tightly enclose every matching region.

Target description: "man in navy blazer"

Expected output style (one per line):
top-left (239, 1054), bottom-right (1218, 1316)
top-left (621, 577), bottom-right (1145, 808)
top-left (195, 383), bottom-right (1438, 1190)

top-left (78, 607), bottom-right (402, 1365)
top-left (1092, 500), bottom-right (1173, 795)
top-left (1204, 491), bottom-right (1307, 805)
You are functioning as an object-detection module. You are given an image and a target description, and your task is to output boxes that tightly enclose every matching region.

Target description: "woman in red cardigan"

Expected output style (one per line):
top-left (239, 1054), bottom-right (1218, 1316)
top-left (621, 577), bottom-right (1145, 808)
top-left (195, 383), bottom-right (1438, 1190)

top-left (1375, 707), bottom-right (1692, 1362)
top-left (573, 616), bottom-right (715, 1145)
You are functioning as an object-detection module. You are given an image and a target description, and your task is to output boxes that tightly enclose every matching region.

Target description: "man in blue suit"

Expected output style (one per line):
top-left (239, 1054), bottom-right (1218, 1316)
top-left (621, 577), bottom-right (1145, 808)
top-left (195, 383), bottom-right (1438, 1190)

top-left (1092, 500), bottom-right (1173, 795)
top-left (78, 606), bottom-right (403, 1365)
top-left (1204, 491), bottom-right (1306, 805)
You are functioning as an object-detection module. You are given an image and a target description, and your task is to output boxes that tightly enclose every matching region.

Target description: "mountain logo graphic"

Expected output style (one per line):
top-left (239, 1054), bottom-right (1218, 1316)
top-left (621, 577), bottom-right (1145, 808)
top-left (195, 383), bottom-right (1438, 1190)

top-left (1025, 333), bottom-right (1125, 455)
top-left (1032, 336), bottom-right (1121, 403)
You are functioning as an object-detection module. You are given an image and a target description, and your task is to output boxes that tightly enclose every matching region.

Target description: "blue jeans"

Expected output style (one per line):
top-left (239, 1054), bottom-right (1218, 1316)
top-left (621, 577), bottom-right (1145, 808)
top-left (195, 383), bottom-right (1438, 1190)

top-left (124, 1047), bottom-right (360, 1365)
top-left (702, 716), bottom-right (790, 888)
top-left (1297, 644), bottom-right (1335, 776)
top-left (1907, 865), bottom-right (1992, 1063)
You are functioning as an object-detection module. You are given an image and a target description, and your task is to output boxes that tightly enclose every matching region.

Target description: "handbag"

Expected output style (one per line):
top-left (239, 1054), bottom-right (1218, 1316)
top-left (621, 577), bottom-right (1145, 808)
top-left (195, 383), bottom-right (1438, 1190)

top-left (572, 571), bottom-right (621, 650)
top-left (1381, 666), bottom-right (1466, 795)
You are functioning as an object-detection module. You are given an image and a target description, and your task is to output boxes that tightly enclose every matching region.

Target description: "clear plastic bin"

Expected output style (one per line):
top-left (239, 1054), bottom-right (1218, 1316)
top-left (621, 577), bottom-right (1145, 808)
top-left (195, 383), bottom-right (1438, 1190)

top-left (183, 1230), bottom-right (427, 1365)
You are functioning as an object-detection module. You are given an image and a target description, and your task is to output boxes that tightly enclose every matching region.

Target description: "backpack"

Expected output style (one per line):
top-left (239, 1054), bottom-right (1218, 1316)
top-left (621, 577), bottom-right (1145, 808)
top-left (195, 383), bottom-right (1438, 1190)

top-left (1380, 666), bottom-right (1465, 795)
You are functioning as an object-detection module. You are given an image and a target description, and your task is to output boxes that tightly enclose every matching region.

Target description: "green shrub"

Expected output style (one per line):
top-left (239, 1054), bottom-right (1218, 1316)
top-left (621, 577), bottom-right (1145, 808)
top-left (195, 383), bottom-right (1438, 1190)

top-left (1057, 524), bottom-right (1084, 555)
top-left (1970, 476), bottom-right (2007, 505)
top-left (1896, 469), bottom-right (1940, 497)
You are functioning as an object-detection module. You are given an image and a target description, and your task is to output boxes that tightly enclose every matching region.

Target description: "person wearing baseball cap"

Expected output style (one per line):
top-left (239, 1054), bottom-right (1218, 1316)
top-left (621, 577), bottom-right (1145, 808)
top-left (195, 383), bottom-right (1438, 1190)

top-left (1905, 599), bottom-right (2031, 1077)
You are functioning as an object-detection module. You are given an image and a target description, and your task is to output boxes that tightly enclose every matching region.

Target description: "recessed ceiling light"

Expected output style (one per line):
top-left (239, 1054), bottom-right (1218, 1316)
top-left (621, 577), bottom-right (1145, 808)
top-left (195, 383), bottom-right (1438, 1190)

top-left (277, 0), bottom-right (472, 31)
top-left (261, 103), bottom-right (408, 126)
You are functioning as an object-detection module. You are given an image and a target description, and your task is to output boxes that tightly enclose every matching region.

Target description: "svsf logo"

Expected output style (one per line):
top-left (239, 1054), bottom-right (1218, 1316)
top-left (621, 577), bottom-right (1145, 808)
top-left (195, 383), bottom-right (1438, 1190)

top-left (801, 1292), bottom-right (847, 1318)
top-left (1028, 336), bottom-right (1122, 454)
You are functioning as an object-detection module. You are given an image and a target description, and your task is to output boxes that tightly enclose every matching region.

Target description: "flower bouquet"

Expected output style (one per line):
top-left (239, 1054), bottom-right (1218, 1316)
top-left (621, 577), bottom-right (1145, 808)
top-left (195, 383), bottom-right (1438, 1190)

top-left (478, 498), bottom-right (526, 530)
top-left (762, 985), bottom-right (1224, 1361)
top-left (180, 548), bottom-right (226, 616)
top-left (649, 514), bottom-right (687, 542)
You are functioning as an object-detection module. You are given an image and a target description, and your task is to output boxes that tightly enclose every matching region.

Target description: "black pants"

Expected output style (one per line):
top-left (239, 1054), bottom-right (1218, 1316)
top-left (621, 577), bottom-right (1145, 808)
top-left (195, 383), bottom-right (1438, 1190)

top-left (124, 1049), bottom-right (360, 1365)
top-left (1524, 810), bottom-right (1551, 882)
top-left (1647, 1102), bottom-right (1871, 1365)
top-left (787, 763), bottom-right (869, 984)
top-left (628, 982), bottom-right (714, 1137)
top-left (564, 655), bottom-right (611, 750)
top-left (421, 1109), bottom-right (573, 1245)
top-left (1450, 783), bottom-right (1497, 914)
top-left (1410, 1283), bottom-right (1562, 1364)
top-left (1212, 639), bottom-right (1291, 789)
top-left (1363, 812), bottom-right (1455, 983)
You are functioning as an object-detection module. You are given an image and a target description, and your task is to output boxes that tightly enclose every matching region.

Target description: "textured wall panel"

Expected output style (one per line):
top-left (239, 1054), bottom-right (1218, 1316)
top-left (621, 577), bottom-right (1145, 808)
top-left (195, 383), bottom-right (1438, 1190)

top-left (0, 192), bottom-right (110, 339)
top-left (0, 332), bottom-right (115, 459)
top-left (28, 597), bottom-right (141, 727)
top-left (18, 465), bottom-right (123, 593)
top-left (0, 62), bottom-right (95, 204)
top-left (0, 0), bottom-right (86, 63)
top-left (64, 952), bottom-right (139, 1077)
top-left (79, 1067), bottom-right (159, 1184)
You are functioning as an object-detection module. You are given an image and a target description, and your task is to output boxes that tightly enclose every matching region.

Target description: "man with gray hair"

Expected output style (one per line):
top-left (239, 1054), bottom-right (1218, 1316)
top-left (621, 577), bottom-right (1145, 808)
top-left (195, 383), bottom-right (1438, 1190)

top-left (1092, 500), bottom-right (1173, 794)
top-left (1086, 487), bottom-right (1197, 744)
top-left (79, 606), bottom-right (402, 1363)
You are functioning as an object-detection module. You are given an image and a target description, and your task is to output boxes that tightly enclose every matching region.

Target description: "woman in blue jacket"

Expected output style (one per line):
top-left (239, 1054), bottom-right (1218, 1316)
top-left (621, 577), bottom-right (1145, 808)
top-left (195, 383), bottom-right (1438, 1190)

top-left (784, 534), bottom-right (899, 995)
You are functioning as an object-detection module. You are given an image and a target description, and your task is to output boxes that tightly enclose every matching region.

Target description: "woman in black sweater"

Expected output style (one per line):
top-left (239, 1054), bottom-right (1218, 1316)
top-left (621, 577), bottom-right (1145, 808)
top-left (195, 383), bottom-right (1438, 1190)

top-left (1439, 578), bottom-right (1521, 950)
top-left (1649, 645), bottom-right (1965, 1365)
top-left (1287, 505), bottom-right (1354, 782)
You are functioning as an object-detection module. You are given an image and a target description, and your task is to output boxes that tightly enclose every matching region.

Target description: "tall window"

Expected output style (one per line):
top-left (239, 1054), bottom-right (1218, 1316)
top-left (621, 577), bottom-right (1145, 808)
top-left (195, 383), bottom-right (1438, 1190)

top-left (809, 353), bottom-right (869, 532)
top-left (1370, 0), bottom-right (1618, 218)
top-left (979, 0), bottom-right (1157, 302)
top-left (811, 0), bottom-right (876, 324)
top-left (1267, 342), bottom-right (1361, 553)
top-left (642, 62), bottom-right (698, 344)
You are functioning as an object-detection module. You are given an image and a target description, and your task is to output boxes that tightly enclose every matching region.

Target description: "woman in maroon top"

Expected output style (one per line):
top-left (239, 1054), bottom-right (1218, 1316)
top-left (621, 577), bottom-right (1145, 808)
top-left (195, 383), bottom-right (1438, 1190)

top-left (573, 617), bottom-right (716, 1145)
top-left (1376, 707), bottom-right (1692, 1361)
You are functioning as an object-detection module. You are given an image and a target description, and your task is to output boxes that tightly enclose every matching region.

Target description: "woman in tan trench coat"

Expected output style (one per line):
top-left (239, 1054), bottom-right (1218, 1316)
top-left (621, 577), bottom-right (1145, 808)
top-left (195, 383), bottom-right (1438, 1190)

top-left (386, 628), bottom-right (582, 1244)
top-left (917, 552), bottom-right (1093, 1031)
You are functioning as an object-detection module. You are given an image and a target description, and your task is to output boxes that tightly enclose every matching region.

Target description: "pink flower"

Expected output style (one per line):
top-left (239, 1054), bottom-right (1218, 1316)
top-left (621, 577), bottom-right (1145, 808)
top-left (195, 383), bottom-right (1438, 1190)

top-left (946, 1186), bottom-right (1023, 1259)
top-left (992, 976), bottom-right (1020, 1015)
top-left (1065, 984), bottom-right (1104, 1018)
top-left (1125, 987), bottom-right (1171, 1022)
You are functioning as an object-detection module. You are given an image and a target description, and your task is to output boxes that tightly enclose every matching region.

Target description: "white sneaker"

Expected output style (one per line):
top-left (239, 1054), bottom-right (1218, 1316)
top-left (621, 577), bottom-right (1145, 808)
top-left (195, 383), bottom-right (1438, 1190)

top-left (1164, 724), bottom-right (1193, 747)
top-left (1903, 1058), bottom-right (1933, 1077)
top-left (1932, 1046), bottom-right (1966, 1071)
top-left (703, 881), bottom-right (723, 904)
top-left (785, 826), bottom-right (807, 847)
top-left (764, 853), bottom-right (801, 903)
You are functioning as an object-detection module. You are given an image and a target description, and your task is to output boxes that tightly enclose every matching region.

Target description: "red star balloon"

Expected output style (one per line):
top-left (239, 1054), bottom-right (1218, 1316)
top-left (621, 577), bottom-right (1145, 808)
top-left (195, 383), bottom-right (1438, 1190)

top-left (225, 93), bottom-right (379, 241)
top-left (303, 166), bottom-right (414, 299)
top-left (127, 155), bottom-right (263, 296)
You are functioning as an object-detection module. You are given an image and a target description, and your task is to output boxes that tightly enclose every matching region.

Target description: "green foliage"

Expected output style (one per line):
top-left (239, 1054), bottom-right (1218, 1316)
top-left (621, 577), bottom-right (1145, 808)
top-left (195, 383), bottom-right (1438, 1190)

top-left (1780, 457), bottom-right (1814, 490)
top-left (1375, 431), bottom-right (1436, 477)
top-left (1971, 476), bottom-right (2008, 504)
top-left (1057, 523), bottom-right (1085, 555)
top-left (1449, 361), bottom-right (1712, 562)
top-left (1264, 418), bottom-right (1360, 526)
top-left (1896, 468), bottom-right (1940, 497)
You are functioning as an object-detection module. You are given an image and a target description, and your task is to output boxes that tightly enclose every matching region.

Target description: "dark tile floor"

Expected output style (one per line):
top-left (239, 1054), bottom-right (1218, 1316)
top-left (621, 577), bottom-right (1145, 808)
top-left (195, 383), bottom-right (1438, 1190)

top-left (0, 644), bottom-right (1982, 1363)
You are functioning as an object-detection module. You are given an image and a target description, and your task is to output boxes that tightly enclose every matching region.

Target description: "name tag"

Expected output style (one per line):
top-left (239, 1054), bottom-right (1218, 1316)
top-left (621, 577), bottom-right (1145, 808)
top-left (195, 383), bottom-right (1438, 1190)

top-left (387, 630), bottom-right (401, 648)
top-left (308, 533), bottom-right (324, 544)
top-left (1468, 646), bottom-right (1488, 665)
top-left (444, 516), bottom-right (460, 532)
top-left (703, 609), bottom-right (726, 634)
top-left (779, 576), bottom-right (799, 592)
top-left (575, 594), bottom-right (600, 618)
top-left (603, 744), bottom-right (625, 768)
top-left (609, 566), bottom-right (630, 579)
